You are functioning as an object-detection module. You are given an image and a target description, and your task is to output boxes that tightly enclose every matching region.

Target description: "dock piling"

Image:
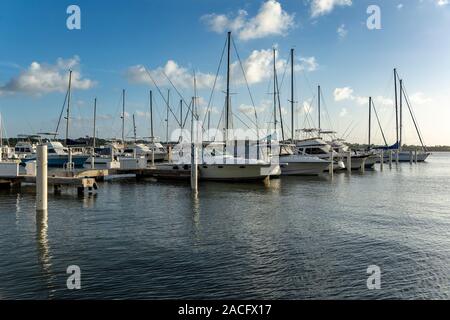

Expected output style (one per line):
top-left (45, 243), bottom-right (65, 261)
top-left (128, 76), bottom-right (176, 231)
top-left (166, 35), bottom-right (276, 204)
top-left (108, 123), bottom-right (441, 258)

top-left (380, 150), bottom-right (384, 171)
top-left (347, 150), bottom-right (352, 173)
top-left (36, 145), bottom-right (48, 211)
top-left (389, 150), bottom-right (393, 168)
top-left (410, 151), bottom-right (413, 165)
top-left (414, 150), bottom-right (418, 163)
top-left (329, 152), bottom-right (334, 179)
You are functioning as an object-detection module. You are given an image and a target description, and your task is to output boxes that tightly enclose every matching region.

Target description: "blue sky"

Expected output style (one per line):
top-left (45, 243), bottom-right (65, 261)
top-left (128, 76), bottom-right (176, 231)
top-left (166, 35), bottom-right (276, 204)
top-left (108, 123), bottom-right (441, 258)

top-left (0, 0), bottom-right (449, 145)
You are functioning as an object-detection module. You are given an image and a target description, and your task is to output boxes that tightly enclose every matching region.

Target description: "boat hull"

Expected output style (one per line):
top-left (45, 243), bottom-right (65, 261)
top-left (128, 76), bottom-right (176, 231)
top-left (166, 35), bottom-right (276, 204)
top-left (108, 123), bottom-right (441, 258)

top-left (378, 151), bottom-right (430, 163)
top-left (22, 155), bottom-right (89, 168)
top-left (199, 164), bottom-right (270, 181)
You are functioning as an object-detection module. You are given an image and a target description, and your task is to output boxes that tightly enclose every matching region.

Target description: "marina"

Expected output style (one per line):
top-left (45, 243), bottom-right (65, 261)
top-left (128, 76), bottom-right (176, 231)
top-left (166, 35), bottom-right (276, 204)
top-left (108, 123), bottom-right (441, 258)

top-left (0, 152), bottom-right (449, 299)
top-left (1, 0), bottom-right (449, 304)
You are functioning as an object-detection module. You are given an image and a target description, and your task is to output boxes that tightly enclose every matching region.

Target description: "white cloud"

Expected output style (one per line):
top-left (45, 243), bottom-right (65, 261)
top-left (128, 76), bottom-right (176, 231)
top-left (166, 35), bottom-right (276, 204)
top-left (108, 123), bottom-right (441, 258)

top-left (0, 56), bottom-right (95, 96)
top-left (337, 24), bottom-right (348, 39)
top-left (201, 0), bottom-right (295, 41)
top-left (126, 60), bottom-right (217, 89)
top-left (437, 0), bottom-right (449, 6)
top-left (409, 92), bottom-right (432, 105)
top-left (339, 107), bottom-right (348, 117)
top-left (334, 87), bottom-right (354, 101)
top-left (334, 87), bottom-right (392, 107)
top-left (297, 56), bottom-right (318, 72)
top-left (374, 95), bottom-right (393, 107)
top-left (310, 0), bottom-right (352, 17)
top-left (397, 4), bottom-right (404, 9)
top-left (231, 48), bottom-right (318, 85)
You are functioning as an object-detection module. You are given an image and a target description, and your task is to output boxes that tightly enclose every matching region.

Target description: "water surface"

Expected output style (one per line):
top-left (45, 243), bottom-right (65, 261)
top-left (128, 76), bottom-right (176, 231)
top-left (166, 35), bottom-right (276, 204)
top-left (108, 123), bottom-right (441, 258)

top-left (0, 153), bottom-right (449, 299)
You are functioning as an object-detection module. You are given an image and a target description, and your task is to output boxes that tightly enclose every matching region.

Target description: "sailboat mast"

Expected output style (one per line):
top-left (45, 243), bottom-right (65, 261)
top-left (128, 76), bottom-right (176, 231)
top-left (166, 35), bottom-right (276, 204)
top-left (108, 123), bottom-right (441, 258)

top-left (93, 98), bottom-right (97, 149)
top-left (394, 68), bottom-right (399, 147)
top-left (290, 48), bottom-right (294, 141)
top-left (0, 112), bottom-right (3, 149)
top-left (149, 90), bottom-right (154, 140)
top-left (180, 99), bottom-right (183, 130)
top-left (399, 79), bottom-right (403, 150)
top-left (133, 114), bottom-right (137, 143)
top-left (166, 89), bottom-right (170, 144)
top-left (122, 89), bottom-right (125, 145)
top-left (368, 96), bottom-right (372, 147)
top-left (273, 48), bottom-right (278, 135)
top-left (225, 31), bottom-right (231, 139)
top-left (318, 85), bottom-right (321, 136)
top-left (65, 70), bottom-right (72, 146)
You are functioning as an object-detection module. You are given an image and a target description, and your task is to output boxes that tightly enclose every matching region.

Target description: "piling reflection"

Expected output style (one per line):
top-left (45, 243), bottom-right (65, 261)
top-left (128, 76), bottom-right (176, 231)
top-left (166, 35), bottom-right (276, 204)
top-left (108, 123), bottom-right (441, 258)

top-left (191, 192), bottom-right (201, 231)
top-left (36, 209), bottom-right (54, 297)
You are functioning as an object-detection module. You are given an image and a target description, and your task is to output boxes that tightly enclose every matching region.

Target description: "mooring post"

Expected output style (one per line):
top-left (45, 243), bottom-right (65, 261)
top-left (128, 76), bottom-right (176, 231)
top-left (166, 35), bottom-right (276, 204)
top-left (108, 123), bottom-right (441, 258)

top-left (36, 144), bottom-right (48, 211)
top-left (68, 147), bottom-right (73, 172)
top-left (360, 158), bottom-right (366, 173)
top-left (414, 150), bottom-right (418, 163)
top-left (91, 147), bottom-right (95, 169)
top-left (347, 150), bottom-right (352, 173)
top-left (168, 145), bottom-right (172, 163)
top-left (389, 150), bottom-right (393, 168)
top-left (245, 139), bottom-right (250, 165)
top-left (329, 151), bottom-right (334, 178)
top-left (234, 139), bottom-right (238, 164)
top-left (380, 150), bottom-right (384, 171)
top-left (151, 149), bottom-right (155, 167)
top-left (396, 150), bottom-right (399, 164)
top-left (410, 150), bottom-right (413, 165)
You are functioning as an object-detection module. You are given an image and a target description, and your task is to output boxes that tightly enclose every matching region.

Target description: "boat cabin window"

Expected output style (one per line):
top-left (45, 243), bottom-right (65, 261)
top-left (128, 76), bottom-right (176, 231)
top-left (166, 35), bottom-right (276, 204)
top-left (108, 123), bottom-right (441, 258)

top-left (305, 147), bottom-right (326, 155)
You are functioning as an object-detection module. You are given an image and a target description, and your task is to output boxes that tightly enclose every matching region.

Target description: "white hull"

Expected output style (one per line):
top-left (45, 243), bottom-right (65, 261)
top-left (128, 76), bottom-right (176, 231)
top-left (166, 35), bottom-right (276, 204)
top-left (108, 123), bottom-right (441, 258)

top-left (199, 163), bottom-right (271, 181)
top-left (378, 151), bottom-right (430, 162)
top-left (279, 155), bottom-right (329, 176)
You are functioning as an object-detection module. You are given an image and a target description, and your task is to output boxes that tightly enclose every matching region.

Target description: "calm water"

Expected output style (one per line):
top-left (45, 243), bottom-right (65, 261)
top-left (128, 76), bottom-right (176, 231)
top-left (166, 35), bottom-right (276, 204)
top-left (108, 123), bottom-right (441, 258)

top-left (0, 153), bottom-right (449, 299)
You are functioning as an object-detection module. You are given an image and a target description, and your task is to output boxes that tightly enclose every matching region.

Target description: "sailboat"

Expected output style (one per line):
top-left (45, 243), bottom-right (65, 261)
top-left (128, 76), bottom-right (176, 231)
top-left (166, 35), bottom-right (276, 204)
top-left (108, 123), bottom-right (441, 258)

top-left (21, 71), bottom-right (90, 168)
top-left (192, 32), bottom-right (276, 181)
top-left (376, 69), bottom-right (430, 162)
top-left (274, 48), bottom-right (330, 176)
top-left (294, 85), bottom-right (345, 171)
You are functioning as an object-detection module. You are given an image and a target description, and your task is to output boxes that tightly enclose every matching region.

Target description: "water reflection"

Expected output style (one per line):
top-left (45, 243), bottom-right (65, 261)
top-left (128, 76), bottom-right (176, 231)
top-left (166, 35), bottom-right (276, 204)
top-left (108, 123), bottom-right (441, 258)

top-left (36, 209), bottom-right (54, 298)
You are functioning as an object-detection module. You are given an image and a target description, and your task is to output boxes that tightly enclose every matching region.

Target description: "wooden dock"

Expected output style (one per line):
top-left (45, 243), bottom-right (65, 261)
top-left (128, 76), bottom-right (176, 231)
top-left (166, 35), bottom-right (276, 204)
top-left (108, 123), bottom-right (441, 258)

top-left (0, 174), bottom-right (98, 195)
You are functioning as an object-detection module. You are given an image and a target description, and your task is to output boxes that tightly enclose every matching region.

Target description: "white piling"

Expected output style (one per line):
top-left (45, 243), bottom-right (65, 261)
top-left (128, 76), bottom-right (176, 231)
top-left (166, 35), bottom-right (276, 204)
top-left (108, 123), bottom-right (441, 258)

top-left (380, 150), bottom-right (384, 171)
top-left (68, 147), bottom-right (73, 171)
top-left (389, 150), bottom-right (393, 168)
top-left (414, 150), bottom-right (418, 163)
top-left (91, 147), bottom-right (95, 169)
top-left (347, 150), bottom-right (352, 173)
top-left (410, 151), bottom-right (413, 165)
top-left (191, 143), bottom-right (198, 192)
top-left (360, 158), bottom-right (366, 173)
top-left (168, 145), bottom-right (172, 163)
top-left (36, 145), bottom-right (48, 211)
top-left (151, 149), bottom-right (155, 167)
top-left (0, 147), bottom-right (2, 163)
top-left (396, 150), bottom-right (399, 165)
top-left (329, 152), bottom-right (334, 179)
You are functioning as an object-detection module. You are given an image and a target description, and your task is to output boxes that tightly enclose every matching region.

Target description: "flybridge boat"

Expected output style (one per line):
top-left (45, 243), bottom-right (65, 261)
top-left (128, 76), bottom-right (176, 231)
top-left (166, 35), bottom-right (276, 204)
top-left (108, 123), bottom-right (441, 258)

top-left (294, 137), bottom-right (345, 171)
top-left (122, 142), bottom-right (167, 162)
top-left (279, 144), bottom-right (329, 176)
top-left (22, 140), bottom-right (89, 168)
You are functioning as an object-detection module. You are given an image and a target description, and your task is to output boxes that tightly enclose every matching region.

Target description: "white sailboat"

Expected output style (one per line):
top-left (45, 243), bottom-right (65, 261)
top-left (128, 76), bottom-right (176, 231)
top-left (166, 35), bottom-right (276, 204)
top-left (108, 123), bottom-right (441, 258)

top-left (374, 69), bottom-right (430, 162)
top-left (177, 32), bottom-right (276, 181)
top-left (274, 48), bottom-right (329, 176)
